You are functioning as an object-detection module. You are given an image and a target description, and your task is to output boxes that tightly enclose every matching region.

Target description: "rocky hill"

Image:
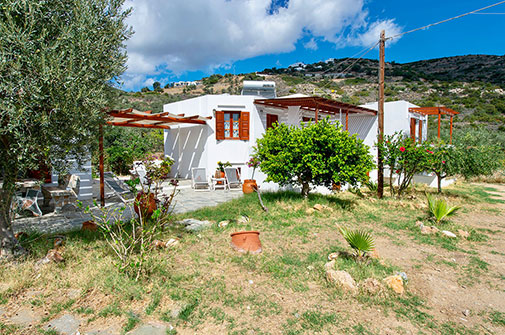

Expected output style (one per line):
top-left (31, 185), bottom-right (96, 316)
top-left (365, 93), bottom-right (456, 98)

top-left (111, 55), bottom-right (505, 135)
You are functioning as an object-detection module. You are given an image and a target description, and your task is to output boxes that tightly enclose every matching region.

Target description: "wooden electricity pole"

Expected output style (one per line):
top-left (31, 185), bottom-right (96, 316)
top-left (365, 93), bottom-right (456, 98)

top-left (377, 30), bottom-right (385, 199)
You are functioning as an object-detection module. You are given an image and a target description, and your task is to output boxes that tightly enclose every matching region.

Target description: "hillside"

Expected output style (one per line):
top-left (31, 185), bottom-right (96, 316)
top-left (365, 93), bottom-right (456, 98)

top-left (111, 55), bottom-right (505, 135)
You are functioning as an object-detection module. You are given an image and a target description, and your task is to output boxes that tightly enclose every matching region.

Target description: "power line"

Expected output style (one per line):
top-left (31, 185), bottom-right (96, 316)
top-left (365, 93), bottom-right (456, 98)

top-left (471, 12), bottom-right (505, 15)
top-left (388, 0), bottom-right (505, 40)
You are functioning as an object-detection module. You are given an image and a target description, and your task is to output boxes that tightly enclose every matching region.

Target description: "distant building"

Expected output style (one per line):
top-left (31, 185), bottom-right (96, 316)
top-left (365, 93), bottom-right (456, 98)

top-left (174, 81), bottom-right (198, 87)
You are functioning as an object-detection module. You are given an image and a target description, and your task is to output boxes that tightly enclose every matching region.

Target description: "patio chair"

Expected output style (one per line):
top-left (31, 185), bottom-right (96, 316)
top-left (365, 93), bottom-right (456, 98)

top-left (42, 174), bottom-right (80, 213)
top-left (191, 167), bottom-right (210, 191)
top-left (14, 188), bottom-right (42, 217)
top-left (103, 171), bottom-right (135, 204)
top-left (224, 167), bottom-right (242, 191)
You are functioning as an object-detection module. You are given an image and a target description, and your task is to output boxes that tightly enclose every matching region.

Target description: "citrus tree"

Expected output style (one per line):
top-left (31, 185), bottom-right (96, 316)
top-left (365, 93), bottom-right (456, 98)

top-left (255, 119), bottom-right (374, 197)
top-left (422, 142), bottom-right (459, 193)
top-left (0, 0), bottom-right (132, 258)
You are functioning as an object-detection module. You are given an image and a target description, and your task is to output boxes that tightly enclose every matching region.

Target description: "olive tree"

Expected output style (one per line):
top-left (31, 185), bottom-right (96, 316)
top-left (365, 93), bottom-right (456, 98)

top-left (255, 119), bottom-right (374, 197)
top-left (0, 0), bottom-right (132, 258)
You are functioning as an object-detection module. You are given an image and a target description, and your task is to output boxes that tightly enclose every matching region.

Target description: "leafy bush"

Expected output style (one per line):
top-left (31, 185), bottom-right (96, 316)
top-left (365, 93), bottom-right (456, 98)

top-left (255, 119), bottom-right (374, 196)
top-left (426, 194), bottom-right (460, 223)
top-left (422, 142), bottom-right (459, 193)
top-left (339, 227), bottom-right (375, 258)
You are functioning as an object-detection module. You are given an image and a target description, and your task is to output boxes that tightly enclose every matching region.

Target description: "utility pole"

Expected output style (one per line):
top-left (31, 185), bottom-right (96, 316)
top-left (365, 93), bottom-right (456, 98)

top-left (377, 30), bottom-right (385, 199)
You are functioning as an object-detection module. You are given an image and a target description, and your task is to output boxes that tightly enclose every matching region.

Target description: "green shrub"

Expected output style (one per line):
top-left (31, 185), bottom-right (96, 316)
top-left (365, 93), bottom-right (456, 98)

top-left (255, 119), bottom-right (374, 196)
top-left (339, 227), bottom-right (375, 258)
top-left (426, 194), bottom-right (460, 223)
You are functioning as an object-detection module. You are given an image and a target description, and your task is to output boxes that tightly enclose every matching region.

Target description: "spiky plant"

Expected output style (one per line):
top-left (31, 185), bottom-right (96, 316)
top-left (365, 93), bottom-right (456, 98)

top-left (426, 194), bottom-right (460, 223)
top-left (339, 227), bottom-right (375, 259)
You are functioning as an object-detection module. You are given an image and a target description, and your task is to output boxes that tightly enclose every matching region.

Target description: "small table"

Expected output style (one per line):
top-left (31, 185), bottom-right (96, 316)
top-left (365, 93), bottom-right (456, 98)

top-left (211, 177), bottom-right (227, 190)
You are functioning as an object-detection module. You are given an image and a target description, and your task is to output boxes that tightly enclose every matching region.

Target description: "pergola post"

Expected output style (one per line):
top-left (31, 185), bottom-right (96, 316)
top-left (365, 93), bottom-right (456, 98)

top-left (418, 119), bottom-right (423, 143)
top-left (450, 116), bottom-right (453, 144)
top-left (99, 124), bottom-right (105, 207)
top-left (315, 108), bottom-right (319, 123)
top-left (437, 109), bottom-right (441, 140)
top-left (345, 111), bottom-right (349, 131)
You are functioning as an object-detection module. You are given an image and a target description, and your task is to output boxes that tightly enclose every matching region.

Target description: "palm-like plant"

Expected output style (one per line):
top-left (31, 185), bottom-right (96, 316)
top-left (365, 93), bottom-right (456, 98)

top-left (426, 194), bottom-right (460, 223)
top-left (339, 227), bottom-right (375, 258)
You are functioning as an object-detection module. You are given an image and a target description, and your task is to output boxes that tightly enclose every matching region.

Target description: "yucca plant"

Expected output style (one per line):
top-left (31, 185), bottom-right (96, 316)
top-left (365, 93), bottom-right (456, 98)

top-left (339, 227), bottom-right (375, 259)
top-left (426, 194), bottom-right (460, 223)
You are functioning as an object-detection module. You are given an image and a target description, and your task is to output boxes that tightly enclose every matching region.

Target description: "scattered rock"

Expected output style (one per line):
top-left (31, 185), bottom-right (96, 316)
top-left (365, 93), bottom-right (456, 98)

top-left (127, 322), bottom-right (168, 335)
top-left (370, 249), bottom-right (380, 259)
top-left (152, 240), bottom-right (166, 248)
top-left (462, 309), bottom-right (470, 317)
top-left (313, 204), bottom-right (324, 211)
top-left (327, 252), bottom-right (339, 261)
top-left (37, 249), bottom-right (64, 266)
top-left (384, 275), bottom-right (405, 294)
top-left (53, 236), bottom-right (66, 248)
top-left (66, 289), bottom-right (81, 300)
top-left (361, 278), bottom-right (383, 295)
top-left (44, 314), bottom-right (81, 335)
top-left (442, 230), bottom-right (457, 238)
top-left (82, 220), bottom-right (98, 231)
top-left (421, 226), bottom-right (439, 235)
top-left (238, 215), bottom-right (250, 224)
top-left (178, 218), bottom-right (212, 232)
top-left (305, 208), bottom-right (315, 215)
top-left (218, 220), bottom-right (230, 228)
top-left (396, 272), bottom-right (408, 283)
top-left (9, 307), bottom-right (42, 327)
top-left (326, 270), bottom-right (357, 293)
top-left (324, 260), bottom-right (336, 271)
top-left (415, 221), bottom-right (424, 227)
top-left (458, 230), bottom-right (470, 238)
top-left (0, 307), bottom-right (5, 317)
top-left (85, 326), bottom-right (121, 335)
top-left (152, 238), bottom-right (179, 248)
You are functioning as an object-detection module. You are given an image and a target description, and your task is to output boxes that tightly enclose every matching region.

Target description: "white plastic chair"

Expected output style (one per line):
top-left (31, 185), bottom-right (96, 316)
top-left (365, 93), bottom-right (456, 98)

top-left (191, 168), bottom-right (210, 191)
top-left (224, 167), bottom-right (242, 191)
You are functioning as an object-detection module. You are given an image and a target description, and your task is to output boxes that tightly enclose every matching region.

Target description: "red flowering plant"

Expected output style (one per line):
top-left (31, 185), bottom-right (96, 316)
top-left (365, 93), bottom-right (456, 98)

top-left (421, 141), bottom-right (459, 193)
top-left (378, 132), bottom-right (430, 196)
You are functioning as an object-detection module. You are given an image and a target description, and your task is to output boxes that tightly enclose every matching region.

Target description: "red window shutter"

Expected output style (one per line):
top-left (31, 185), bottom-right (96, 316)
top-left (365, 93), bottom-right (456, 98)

top-left (215, 111), bottom-right (225, 140)
top-left (239, 111), bottom-right (250, 140)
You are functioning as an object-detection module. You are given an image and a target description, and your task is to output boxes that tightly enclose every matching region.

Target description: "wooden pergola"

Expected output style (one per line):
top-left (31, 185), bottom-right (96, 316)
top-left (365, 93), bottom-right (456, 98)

top-left (98, 108), bottom-right (211, 206)
top-left (254, 96), bottom-right (377, 131)
top-left (408, 107), bottom-right (459, 143)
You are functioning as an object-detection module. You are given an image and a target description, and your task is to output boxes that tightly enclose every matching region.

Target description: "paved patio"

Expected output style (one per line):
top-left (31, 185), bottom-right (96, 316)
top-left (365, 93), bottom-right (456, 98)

top-left (12, 178), bottom-right (242, 235)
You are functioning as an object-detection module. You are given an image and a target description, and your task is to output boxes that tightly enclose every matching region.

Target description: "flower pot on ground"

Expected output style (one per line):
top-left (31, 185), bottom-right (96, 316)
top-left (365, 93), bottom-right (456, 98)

top-left (134, 192), bottom-right (157, 219)
top-left (230, 231), bottom-right (262, 254)
top-left (242, 179), bottom-right (257, 194)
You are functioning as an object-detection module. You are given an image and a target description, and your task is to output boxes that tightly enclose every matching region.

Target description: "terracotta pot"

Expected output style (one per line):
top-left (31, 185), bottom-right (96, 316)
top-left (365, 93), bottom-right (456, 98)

top-left (134, 192), bottom-right (157, 218)
top-left (215, 171), bottom-right (225, 184)
top-left (242, 179), bottom-right (257, 194)
top-left (230, 231), bottom-right (262, 254)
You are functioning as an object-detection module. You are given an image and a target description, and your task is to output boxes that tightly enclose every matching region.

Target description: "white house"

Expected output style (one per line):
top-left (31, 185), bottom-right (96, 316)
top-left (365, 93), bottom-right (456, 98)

top-left (163, 81), bottom-right (430, 190)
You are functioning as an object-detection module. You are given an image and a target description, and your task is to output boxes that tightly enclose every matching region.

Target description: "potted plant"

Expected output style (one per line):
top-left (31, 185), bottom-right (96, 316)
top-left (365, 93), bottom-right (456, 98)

top-left (216, 161), bottom-right (231, 181)
top-left (243, 156), bottom-right (260, 194)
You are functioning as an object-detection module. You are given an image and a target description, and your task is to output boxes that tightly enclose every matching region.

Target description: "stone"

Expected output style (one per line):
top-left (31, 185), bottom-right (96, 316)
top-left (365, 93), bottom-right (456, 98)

top-left (237, 215), bottom-right (250, 224)
top-left (397, 272), bottom-right (408, 284)
top-left (313, 204), bottom-right (324, 211)
top-left (9, 307), bottom-right (42, 327)
top-left (327, 270), bottom-right (357, 293)
top-left (361, 278), bottom-right (383, 295)
top-left (127, 322), bottom-right (168, 335)
top-left (165, 238), bottom-right (179, 247)
top-left (462, 309), bottom-right (470, 317)
top-left (421, 226), bottom-right (439, 235)
top-left (458, 230), bottom-right (470, 238)
top-left (178, 218), bottom-right (212, 232)
top-left (305, 208), bottom-right (315, 215)
top-left (44, 314), bottom-right (81, 335)
top-left (415, 221), bottom-right (424, 227)
top-left (384, 275), bottom-right (404, 294)
top-left (218, 220), bottom-right (229, 228)
top-left (0, 307), bottom-right (5, 317)
top-left (324, 260), bottom-right (336, 271)
top-left (442, 230), bottom-right (457, 238)
top-left (66, 289), bottom-right (81, 300)
top-left (327, 253), bottom-right (339, 261)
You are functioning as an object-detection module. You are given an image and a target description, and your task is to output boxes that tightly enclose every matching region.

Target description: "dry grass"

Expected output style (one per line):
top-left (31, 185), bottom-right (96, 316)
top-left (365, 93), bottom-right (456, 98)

top-left (0, 182), bottom-right (504, 334)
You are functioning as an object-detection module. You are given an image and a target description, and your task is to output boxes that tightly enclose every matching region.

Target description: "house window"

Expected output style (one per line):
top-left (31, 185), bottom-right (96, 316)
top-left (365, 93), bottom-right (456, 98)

top-left (266, 114), bottom-right (278, 129)
top-left (224, 112), bottom-right (241, 139)
top-left (215, 111), bottom-right (250, 140)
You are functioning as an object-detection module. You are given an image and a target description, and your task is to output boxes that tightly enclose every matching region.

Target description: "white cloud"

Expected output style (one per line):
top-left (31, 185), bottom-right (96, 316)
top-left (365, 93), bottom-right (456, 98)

top-left (121, 0), bottom-right (402, 89)
top-left (304, 38), bottom-right (318, 51)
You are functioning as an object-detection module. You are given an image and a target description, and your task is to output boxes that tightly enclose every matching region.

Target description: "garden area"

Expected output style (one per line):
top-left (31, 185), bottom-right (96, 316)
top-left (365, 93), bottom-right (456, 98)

top-left (0, 181), bottom-right (505, 334)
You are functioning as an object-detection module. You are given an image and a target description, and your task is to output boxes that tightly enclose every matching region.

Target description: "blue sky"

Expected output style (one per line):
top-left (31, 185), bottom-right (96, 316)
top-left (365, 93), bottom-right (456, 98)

top-left (122, 0), bottom-right (505, 91)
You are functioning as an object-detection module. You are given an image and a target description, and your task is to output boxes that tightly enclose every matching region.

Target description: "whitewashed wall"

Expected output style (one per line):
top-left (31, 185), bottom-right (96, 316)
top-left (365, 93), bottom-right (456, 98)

top-left (45, 155), bottom-right (93, 200)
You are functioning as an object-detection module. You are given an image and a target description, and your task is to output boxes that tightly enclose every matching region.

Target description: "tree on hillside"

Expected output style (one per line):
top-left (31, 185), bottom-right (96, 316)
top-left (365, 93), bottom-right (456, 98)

top-left (255, 119), bottom-right (374, 197)
top-left (153, 81), bottom-right (163, 92)
top-left (0, 0), bottom-right (132, 258)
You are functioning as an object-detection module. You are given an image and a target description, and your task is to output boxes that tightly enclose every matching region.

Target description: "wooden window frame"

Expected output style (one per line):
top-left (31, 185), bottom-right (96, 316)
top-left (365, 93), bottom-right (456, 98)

top-left (215, 110), bottom-right (250, 141)
top-left (224, 111), bottom-right (241, 140)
